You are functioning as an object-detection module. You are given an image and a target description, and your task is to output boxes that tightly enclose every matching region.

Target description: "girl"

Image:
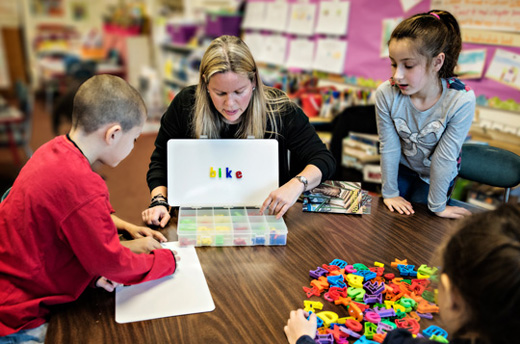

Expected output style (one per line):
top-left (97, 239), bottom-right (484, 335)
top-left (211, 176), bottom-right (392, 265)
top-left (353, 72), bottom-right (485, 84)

top-left (284, 203), bottom-right (520, 343)
top-left (375, 10), bottom-right (475, 218)
top-left (142, 36), bottom-right (335, 226)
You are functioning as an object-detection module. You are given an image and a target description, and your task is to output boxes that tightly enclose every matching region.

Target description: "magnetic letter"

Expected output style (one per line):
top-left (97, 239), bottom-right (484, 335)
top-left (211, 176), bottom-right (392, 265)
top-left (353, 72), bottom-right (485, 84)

top-left (210, 167), bottom-right (216, 178)
top-left (226, 167), bottom-right (232, 178)
top-left (236, 171), bottom-right (242, 179)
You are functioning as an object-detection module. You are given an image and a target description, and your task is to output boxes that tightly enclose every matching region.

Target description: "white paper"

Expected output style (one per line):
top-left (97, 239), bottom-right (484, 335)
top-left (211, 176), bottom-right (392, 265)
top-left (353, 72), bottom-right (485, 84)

top-left (380, 17), bottom-right (402, 58)
top-left (315, 1), bottom-right (350, 36)
top-left (242, 1), bottom-right (267, 30)
top-left (485, 48), bottom-right (520, 91)
top-left (313, 38), bottom-right (347, 75)
top-left (286, 38), bottom-right (315, 70)
top-left (264, 2), bottom-right (290, 32)
top-left (400, 0), bottom-right (422, 13)
top-left (115, 242), bottom-right (215, 323)
top-left (286, 3), bottom-right (317, 36)
top-left (243, 32), bottom-right (266, 62)
top-left (257, 34), bottom-right (288, 66)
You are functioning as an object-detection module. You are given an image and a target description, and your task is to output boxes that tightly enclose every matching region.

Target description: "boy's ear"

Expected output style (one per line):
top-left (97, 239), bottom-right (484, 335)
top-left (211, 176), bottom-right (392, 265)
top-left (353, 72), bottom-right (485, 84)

top-left (104, 124), bottom-right (123, 145)
top-left (441, 273), bottom-right (467, 315)
top-left (433, 52), bottom-right (445, 72)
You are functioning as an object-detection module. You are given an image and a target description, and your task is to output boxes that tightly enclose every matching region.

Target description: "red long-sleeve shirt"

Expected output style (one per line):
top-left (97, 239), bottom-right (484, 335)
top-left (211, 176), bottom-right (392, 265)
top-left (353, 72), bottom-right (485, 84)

top-left (0, 136), bottom-right (176, 336)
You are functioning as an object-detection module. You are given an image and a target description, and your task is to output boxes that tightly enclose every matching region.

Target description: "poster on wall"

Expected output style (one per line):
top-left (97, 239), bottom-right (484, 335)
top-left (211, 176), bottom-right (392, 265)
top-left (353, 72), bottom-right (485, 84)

top-left (315, 1), bottom-right (350, 36)
top-left (485, 49), bottom-right (520, 91)
top-left (257, 34), bottom-right (288, 67)
top-left (70, 1), bottom-right (88, 21)
top-left (380, 18), bottom-right (402, 58)
top-left (285, 38), bottom-right (315, 70)
top-left (286, 3), bottom-right (317, 36)
top-left (431, 0), bottom-right (520, 33)
top-left (30, 0), bottom-right (65, 17)
top-left (313, 38), bottom-right (347, 75)
top-left (456, 49), bottom-right (487, 80)
top-left (242, 1), bottom-right (267, 30)
top-left (264, 2), bottom-right (290, 33)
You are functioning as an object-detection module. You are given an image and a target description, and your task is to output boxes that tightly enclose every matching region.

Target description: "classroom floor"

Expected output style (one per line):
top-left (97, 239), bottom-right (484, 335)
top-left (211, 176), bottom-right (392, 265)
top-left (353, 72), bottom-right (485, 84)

top-left (0, 94), bottom-right (157, 225)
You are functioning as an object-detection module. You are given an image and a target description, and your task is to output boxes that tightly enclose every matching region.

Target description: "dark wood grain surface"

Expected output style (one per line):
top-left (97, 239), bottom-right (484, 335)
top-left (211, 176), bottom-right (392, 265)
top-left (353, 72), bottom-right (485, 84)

top-left (46, 197), bottom-right (455, 344)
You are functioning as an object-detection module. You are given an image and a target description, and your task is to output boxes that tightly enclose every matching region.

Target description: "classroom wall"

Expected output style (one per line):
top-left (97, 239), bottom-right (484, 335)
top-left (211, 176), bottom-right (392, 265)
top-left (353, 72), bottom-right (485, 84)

top-left (245, 0), bottom-right (520, 107)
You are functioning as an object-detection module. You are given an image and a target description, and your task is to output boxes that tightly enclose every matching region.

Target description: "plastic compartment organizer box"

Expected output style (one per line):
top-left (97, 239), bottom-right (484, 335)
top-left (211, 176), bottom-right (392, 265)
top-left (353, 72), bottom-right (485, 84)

top-left (177, 206), bottom-right (288, 247)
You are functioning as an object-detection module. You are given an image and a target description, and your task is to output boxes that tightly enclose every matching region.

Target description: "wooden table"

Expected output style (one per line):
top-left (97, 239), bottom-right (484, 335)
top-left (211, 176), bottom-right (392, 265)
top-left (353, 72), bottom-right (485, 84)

top-left (46, 197), bottom-right (454, 343)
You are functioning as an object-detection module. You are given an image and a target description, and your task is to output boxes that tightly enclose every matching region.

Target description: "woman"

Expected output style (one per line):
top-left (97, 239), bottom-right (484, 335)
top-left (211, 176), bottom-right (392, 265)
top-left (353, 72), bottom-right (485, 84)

top-left (142, 35), bottom-right (335, 227)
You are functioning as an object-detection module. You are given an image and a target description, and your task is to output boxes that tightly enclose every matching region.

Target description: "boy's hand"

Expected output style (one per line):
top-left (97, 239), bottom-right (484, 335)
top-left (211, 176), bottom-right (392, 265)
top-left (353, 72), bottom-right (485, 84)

top-left (142, 206), bottom-right (171, 228)
top-left (435, 205), bottom-right (471, 219)
top-left (121, 237), bottom-right (162, 254)
top-left (96, 277), bottom-right (121, 292)
top-left (125, 224), bottom-right (167, 242)
top-left (383, 197), bottom-right (415, 215)
top-left (284, 309), bottom-right (317, 344)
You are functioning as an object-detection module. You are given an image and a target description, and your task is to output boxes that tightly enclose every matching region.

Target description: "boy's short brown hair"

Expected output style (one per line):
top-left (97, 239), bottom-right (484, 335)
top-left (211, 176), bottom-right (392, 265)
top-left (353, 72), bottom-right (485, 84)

top-left (71, 74), bottom-right (146, 134)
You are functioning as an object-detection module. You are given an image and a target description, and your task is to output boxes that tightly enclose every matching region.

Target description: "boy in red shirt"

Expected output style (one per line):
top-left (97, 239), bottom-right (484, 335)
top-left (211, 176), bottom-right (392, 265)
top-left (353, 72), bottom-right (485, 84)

top-left (0, 75), bottom-right (178, 343)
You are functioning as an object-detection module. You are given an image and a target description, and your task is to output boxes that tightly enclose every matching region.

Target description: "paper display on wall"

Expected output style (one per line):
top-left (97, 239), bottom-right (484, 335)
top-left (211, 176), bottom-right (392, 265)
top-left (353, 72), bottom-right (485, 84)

top-left (285, 38), bottom-right (315, 70)
top-left (242, 1), bottom-right (267, 30)
top-left (286, 3), bottom-right (317, 36)
top-left (485, 48), bottom-right (520, 90)
top-left (313, 38), bottom-right (347, 75)
top-left (456, 49), bottom-right (487, 79)
top-left (256, 34), bottom-right (288, 66)
top-left (315, 1), bottom-right (350, 36)
top-left (264, 2), bottom-right (290, 32)
top-left (242, 32), bottom-right (265, 62)
top-left (380, 17), bottom-right (402, 58)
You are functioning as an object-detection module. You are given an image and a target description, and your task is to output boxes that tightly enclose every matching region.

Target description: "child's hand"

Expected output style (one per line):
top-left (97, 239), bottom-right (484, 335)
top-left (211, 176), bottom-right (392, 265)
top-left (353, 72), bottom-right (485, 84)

top-left (126, 224), bottom-right (167, 243)
top-left (142, 206), bottom-right (171, 228)
top-left (121, 237), bottom-right (163, 254)
top-left (284, 309), bottom-right (317, 344)
top-left (96, 277), bottom-right (121, 292)
top-left (435, 205), bottom-right (471, 219)
top-left (383, 197), bottom-right (415, 215)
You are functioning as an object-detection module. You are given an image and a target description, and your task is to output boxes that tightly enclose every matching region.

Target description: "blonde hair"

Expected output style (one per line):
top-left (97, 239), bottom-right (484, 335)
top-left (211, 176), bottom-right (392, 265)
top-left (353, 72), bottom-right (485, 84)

top-left (193, 35), bottom-right (291, 139)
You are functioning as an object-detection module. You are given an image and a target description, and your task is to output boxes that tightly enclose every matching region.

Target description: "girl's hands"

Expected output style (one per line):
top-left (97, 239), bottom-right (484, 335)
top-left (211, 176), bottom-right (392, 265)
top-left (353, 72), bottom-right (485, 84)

top-left (383, 196), bottom-right (415, 215)
top-left (284, 309), bottom-right (317, 344)
top-left (435, 205), bottom-right (471, 219)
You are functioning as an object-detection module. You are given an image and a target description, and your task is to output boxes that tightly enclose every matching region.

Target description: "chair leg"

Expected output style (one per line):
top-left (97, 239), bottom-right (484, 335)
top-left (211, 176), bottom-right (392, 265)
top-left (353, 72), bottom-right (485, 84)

top-left (504, 188), bottom-right (511, 203)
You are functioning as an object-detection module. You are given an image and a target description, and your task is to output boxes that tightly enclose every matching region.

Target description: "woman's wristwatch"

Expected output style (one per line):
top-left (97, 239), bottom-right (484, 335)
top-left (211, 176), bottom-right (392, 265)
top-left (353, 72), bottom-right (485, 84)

top-left (293, 175), bottom-right (308, 191)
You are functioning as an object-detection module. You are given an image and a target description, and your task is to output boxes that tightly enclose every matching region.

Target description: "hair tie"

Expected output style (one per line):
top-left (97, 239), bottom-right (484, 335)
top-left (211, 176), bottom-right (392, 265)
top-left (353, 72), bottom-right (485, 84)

top-left (430, 12), bottom-right (440, 20)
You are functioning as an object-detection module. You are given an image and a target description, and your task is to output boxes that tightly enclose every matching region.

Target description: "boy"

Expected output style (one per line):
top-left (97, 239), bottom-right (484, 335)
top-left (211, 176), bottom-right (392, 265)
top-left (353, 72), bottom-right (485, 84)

top-left (0, 75), bottom-right (178, 343)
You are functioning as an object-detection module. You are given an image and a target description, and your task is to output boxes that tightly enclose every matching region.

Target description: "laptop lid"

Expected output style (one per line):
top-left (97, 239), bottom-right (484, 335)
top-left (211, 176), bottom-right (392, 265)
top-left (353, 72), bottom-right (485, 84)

top-left (167, 139), bottom-right (279, 207)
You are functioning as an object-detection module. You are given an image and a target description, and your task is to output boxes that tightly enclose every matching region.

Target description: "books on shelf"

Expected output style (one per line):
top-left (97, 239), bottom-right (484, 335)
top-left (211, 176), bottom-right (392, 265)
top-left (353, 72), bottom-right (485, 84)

top-left (342, 132), bottom-right (380, 168)
top-left (302, 180), bottom-right (372, 214)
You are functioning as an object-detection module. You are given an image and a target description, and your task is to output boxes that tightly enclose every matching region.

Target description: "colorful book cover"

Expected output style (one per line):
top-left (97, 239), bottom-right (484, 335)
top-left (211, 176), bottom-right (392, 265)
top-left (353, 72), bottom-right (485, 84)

top-left (302, 180), bottom-right (372, 214)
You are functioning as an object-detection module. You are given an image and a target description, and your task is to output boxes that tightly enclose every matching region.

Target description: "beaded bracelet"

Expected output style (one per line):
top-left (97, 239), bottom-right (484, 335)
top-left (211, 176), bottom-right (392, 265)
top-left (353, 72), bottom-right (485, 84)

top-left (149, 200), bottom-right (170, 209)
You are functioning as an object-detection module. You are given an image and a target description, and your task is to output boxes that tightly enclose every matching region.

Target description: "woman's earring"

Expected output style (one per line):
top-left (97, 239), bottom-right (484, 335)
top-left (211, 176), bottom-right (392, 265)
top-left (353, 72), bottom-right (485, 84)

top-left (253, 87), bottom-right (256, 91)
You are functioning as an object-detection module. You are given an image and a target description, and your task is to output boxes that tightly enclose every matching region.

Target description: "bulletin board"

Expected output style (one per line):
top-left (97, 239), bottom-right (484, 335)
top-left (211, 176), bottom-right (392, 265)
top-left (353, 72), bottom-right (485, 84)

top-left (243, 0), bottom-right (520, 108)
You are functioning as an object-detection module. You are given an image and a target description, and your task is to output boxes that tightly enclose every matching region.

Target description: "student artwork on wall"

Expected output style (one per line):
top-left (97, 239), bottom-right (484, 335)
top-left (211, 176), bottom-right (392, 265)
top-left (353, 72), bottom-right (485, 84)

top-left (313, 38), bottom-right (347, 75)
top-left (242, 1), bottom-right (267, 30)
top-left (286, 2), bottom-right (317, 36)
top-left (315, 1), bottom-right (351, 36)
top-left (30, 0), bottom-right (65, 17)
top-left (456, 49), bottom-right (487, 80)
top-left (399, 0), bottom-right (423, 13)
top-left (485, 49), bottom-right (520, 91)
top-left (380, 17), bottom-right (402, 58)
top-left (242, 32), bottom-right (265, 62)
top-left (258, 34), bottom-right (288, 66)
top-left (264, 1), bottom-right (290, 32)
top-left (286, 38), bottom-right (315, 70)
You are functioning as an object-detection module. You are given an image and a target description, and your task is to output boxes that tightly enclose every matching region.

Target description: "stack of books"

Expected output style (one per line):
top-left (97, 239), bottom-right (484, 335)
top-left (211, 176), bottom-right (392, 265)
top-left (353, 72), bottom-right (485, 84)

top-left (301, 180), bottom-right (372, 214)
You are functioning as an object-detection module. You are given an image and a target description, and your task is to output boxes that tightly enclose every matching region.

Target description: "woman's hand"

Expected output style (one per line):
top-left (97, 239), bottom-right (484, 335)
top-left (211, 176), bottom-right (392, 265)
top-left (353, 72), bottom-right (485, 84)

top-left (260, 179), bottom-right (304, 219)
top-left (435, 205), bottom-right (471, 219)
top-left (142, 205), bottom-right (171, 228)
top-left (383, 196), bottom-right (415, 215)
top-left (284, 309), bottom-right (317, 344)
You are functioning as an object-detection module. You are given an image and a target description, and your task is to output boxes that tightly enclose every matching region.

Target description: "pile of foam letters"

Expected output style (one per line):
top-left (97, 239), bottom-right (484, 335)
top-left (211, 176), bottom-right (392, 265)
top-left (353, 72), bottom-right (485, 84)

top-left (301, 258), bottom-right (449, 343)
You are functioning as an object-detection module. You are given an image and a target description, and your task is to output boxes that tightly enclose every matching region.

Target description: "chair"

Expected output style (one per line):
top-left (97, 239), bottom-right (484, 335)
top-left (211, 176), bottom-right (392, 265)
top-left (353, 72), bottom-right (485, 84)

top-left (0, 80), bottom-right (33, 165)
top-left (458, 143), bottom-right (520, 203)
